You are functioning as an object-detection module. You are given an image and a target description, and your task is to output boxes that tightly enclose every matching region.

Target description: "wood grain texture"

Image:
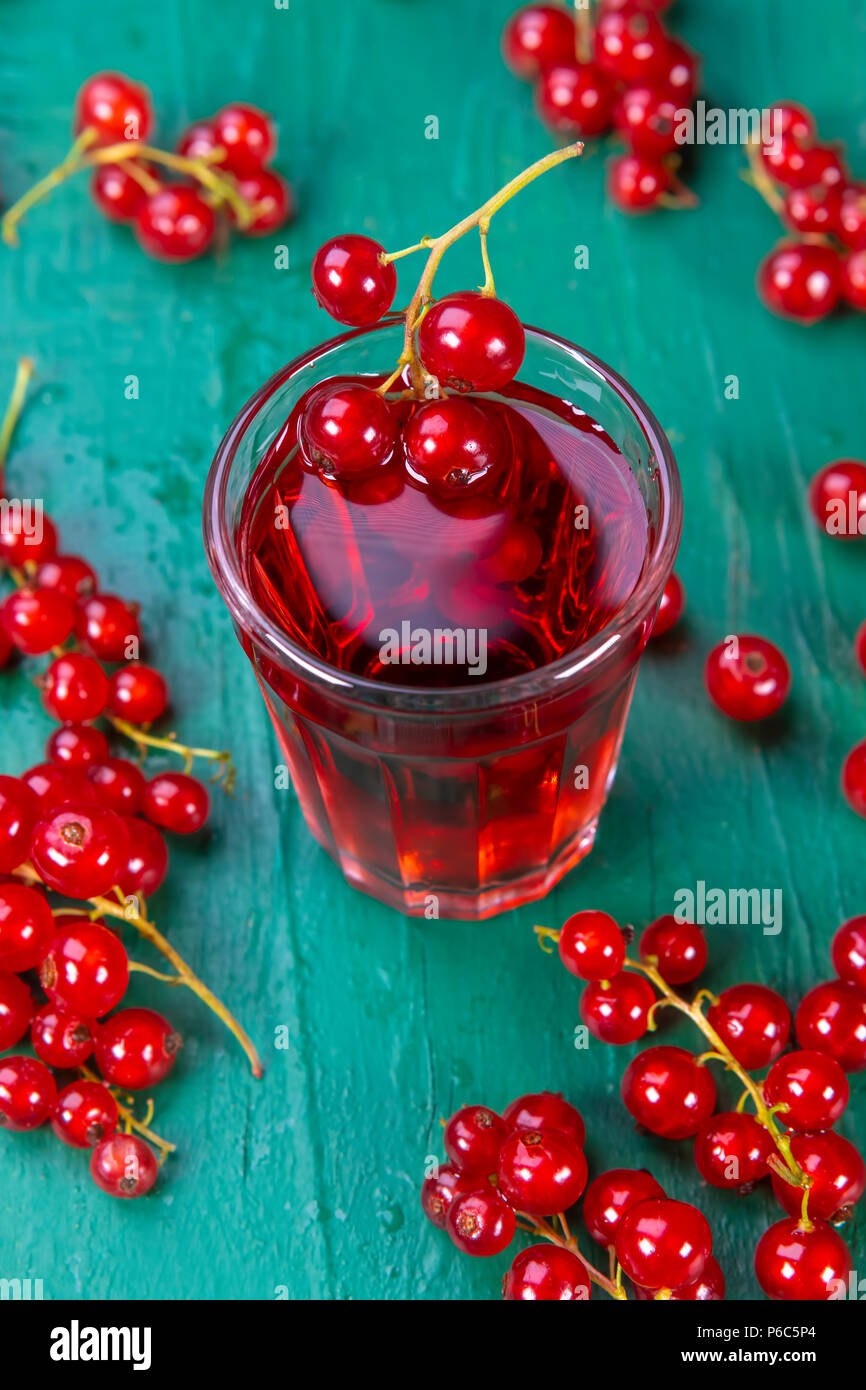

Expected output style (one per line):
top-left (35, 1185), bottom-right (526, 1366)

top-left (0, 0), bottom-right (864, 1300)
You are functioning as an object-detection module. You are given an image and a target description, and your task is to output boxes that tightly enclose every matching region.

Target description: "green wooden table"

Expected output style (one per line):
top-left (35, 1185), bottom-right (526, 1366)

top-left (1, 0), bottom-right (864, 1301)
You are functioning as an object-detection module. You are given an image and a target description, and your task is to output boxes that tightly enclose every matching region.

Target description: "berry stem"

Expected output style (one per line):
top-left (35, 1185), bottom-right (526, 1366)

top-left (574, 1), bottom-right (593, 64)
top-left (478, 219), bottom-right (495, 297)
top-left (0, 131), bottom-right (97, 247)
top-left (741, 139), bottom-right (785, 217)
top-left (397, 142), bottom-right (583, 390)
top-left (106, 716), bottom-right (236, 791)
top-left (521, 1212), bottom-right (628, 1300)
top-left (0, 356), bottom-right (35, 486)
top-left (78, 1063), bottom-right (176, 1158)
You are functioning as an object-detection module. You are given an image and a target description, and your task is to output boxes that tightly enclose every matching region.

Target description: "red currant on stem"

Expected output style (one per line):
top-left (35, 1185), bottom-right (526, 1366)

top-left (0, 1055), bottom-right (57, 1130)
top-left (311, 235), bottom-right (398, 327)
top-left (501, 5), bottom-right (577, 80)
top-left (503, 1244), bottom-right (591, 1300)
top-left (134, 186), bottom-right (216, 263)
top-left (638, 914), bottom-right (706, 984)
top-left (614, 86), bottom-right (680, 158)
top-left (52, 1079), bottom-right (118, 1149)
top-left (75, 593), bottom-right (141, 662)
top-left (607, 152), bottom-right (671, 213)
top-left (832, 917), bottom-right (866, 989)
top-left (35, 554), bottom-right (97, 601)
top-left (446, 1186), bottom-right (515, 1257)
top-left (22, 761), bottom-right (93, 813)
top-left (535, 63), bottom-right (618, 139)
top-left (86, 757), bottom-right (147, 815)
top-left (839, 183), bottom-right (866, 250)
top-left (706, 983), bottom-right (790, 1069)
top-left (142, 771), bottom-right (210, 835)
top-left (91, 161), bottom-right (159, 222)
top-left (420, 1163), bottom-right (476, 1229)
top-left (404, 397), bottom-right (506, 498)
top-left (693, 1111), bottom-right (774, 1190)
top-left (558, 908), bottom-right (626, 981)
top-left (47, 723), bottom-right (111, 768)
top-left (582, 1167), bottom-right (666, 1249)
top-left (0, 881), bottom-right (55, 971)
top-left (632, 1255), bottom-right (725, 1301)
top-left (0, 510), bottom-right (57, 566)
top-left (757, 242), bottom-right (843, 323)
top-left (119, 817), bottom-right (169, 898)
top-left (704, 634), bottom-right (791, 721)
top-left (594, 7), bottom-right (672, 86)
top-left (615, 1197), bottom-right (713, 1292)
top-left (74, 72), bottom-right (154, 147)
top-left (770, 1131), bottom-right (865, 1221)
top-left (755, 1218), bottom-right (851, 1300)
top-left (842, 249), bottom-right (866, 311)
top-left (764, 1049), bottom-right (849, 1131)
top-left (30, 802), bottom-right (131, 899)
top-left (91, 1132), bottom-right (159, 1198)
top-left (502, 1091), bottom-right (586, 1148)
top-left (622, 1046), bottom-right (717, 1138)
top-left (0, 586), bottom-right (75, 655)
top-left (842, 739), bottom-right (866, 818)
top-left (107, 663), bottom-right (169, 723)
top-left (39, 918), bottom-right (129, 1017)
top-left (95, 1006), bottom-right (182, 1090)
top-left (808, 459), bottom-right (866, 538)
top-left (231, 169), bottom-right (293, 236)
top-left (497, 1129), bottom-right (588, 1216)
top-left (795, 979), bottom-right (866, 1072)
top-left (0, 972), bottom-right (34, 1050)
top-left (31, 1004), bottom-right (94, 1069)
top-left (650, 571), bottom-right (685, 637)
top-left (211, 103), bottom-right (276, 175)
top-left (443, 1104), bottom-right (508, 1174)
top-left (417, 291), bottom-right (525, 393)
top-left (41, 652), bottom-right (110, 723)
top-left (300, 382), bottom-right (398, 480)
top-left (580, 970), bottom-right (655, 1044)
top-left (0, 774), bottom-right (39, 872)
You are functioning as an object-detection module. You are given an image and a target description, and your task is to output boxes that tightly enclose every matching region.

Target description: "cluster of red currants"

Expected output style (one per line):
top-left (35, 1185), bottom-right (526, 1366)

top-left (749, 101), bottom-right (866, 322)
top-left (422, 1089), bottom-right (722, 1299)
top-left (2, 72), bottom-right (292, 260)
top-left (650, 455), bottom-right (866, 820)
top-left (304, 233), bottom-right (525, 499)
top-left (502, 1), bottom-right (700, 214)
top-left (552, 907), bottom-right (865, 1298)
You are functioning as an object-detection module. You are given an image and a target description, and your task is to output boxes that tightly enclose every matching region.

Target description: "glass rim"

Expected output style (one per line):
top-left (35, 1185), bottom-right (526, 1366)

top-left (203, 318), bottom-right (683, 714)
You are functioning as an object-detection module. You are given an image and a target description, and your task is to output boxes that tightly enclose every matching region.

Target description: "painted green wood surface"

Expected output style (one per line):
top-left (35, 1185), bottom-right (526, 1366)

top-left (1, 0), bottom-right (864, 1301)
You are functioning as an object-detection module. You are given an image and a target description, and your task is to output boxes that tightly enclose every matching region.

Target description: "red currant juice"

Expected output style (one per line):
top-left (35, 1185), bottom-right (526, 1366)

top-left (238, 379), bottom-right (649, 916)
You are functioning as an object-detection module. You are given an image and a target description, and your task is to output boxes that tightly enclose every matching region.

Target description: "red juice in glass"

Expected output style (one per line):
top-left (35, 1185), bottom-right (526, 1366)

top-left (205, 320), bottom-right (682, 918)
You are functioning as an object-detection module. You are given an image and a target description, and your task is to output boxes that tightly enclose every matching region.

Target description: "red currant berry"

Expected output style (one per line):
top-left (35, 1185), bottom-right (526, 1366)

top-left (594, 7), bottom-right (671, 86)
top-left (0, 882), bottom-right (55, 972)
top-left (446, 1186), bottom-right (516, 1257)
top-left (47, 723), bottom-right (110, 769)
top-left (558, 909), bottom-right (625, 981)
top-left (764, 101), bottom-right (815, 144)
top-left (771, 1132), bottom-right (865, 1221)
top-left (503, 1244), bottom-right (591, 1300)
top-left (502, 5), bottom-right (577, 80)
top-left (799, 144), bottom-right (846, 190)
top-left (95, 1006), bottom-right (182, 1090)
top-left (607, 152), bottom-right (670, 212)
top-left (21, 761), bottom-right (93, 814)
top-left (502, 1091), bottom-right (586, 1148)
top-left (86, 758), bottom-right (147, 816)
top-left (582, 1167), bottom-right (666, 1247)
top-left (795, 980), bottom-right (866, 1072)
top-left (842, 739), bottom-right (866, 818)
top-left (420, 1162), bottom-right (476, 1229)
top-left (760, 134), bottom-right (818, 189)
top-left (0, 626), bottom-right (11, 670)
top-left (0, 511), bottom-right (57, 566)
top-left (403, 397), bottom-right (506, 498)
top-left (90, 162), bottom-right (156, 222)
top-left (633, 1255), bottom-right (725, 1301)
top-left (118, 818), bottom-right (169, 899)
top-left (0, 587), bottom-right (75, 655)
top-left (855, 622), bottom-right (866, 677)
top-left (832, 917), bottom-right (866, 989)
top-left (704, 634), bottom-right (791, 721)
top-left (783, 182), bottom-right (842, 237)
top-left (107, 663), bottom-right (168, 723)
top-left (497, 1129), bottom-right (588, 1216)
top-left (52, 1079), bottom-right (118, 1149)
top-left (755, 1217), bottom-right (851, 1300)
top-left (443, 1104), bottom-right (508, 1175)
top-left (0, 972), bottom-right (34, 1051)
top-left (0, 775), bottom-right (39, 872)
top-left (31, 1005), bottom-right (94, 1069)
top-left (621, 1046), bottom-right (717, 1138)
top-left (638, 915), bottom-right (705, 984)
top-left (40, 918), bottom-right (129, 1018)
top-left (74, 593), bottom-right (141, 662)
top-left (615, 1197), bottom-right (712, 1291)
top-left (808, 459), bottom-right (866, 538)
top-left (232, 169), bottom-right (293, 235)
top-left (135, 186), bottom-right (216, 262)
top-left (535, 63), bottom-right (618, 138)
top-left (614, 85), bottom-right (680, 157)
top-left (764, 1049), bottom-right (849, 1131)
top-left (74, 72), bottom-right (153, 145)
top-left (91, 1132), bottom-right (158, 1198)
top-left (176, 121), bottom-right (220, 161)
top-left (311, 235), bottom-right (398, 327)
top-left (693, 1111), bottom-right (773, 1189)
top-left (757, 242), bottom-right (843, 323)
top-left (658, 37), bottom-right (699, 102)
top-left (650, 572), bottom-right (684, 638)
top-left (0, 1055), bottom-right (57, 1130)
top-left (707, 983), bottom-right (790, 1070)
top-left (300, 383), bottom-right (398, 479)
top-left (35, 554), bottom-right (97, 602)
top-left (31, 803), bottom-right (130, 899)
top-left (142, 772), bottom-right (210, 835)
top-left (842, 250), bottom-right (866, 311)
top-left (417, 291), bottom-right (525, 393)
top-left (580, 971), bottom-right (655, 1044)
top-left (211, 103), bottom-right (276, 175)
top-left (838, 183), bottom-right (866, 251)
top-left (42, 652), bottom-right (110, 723)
